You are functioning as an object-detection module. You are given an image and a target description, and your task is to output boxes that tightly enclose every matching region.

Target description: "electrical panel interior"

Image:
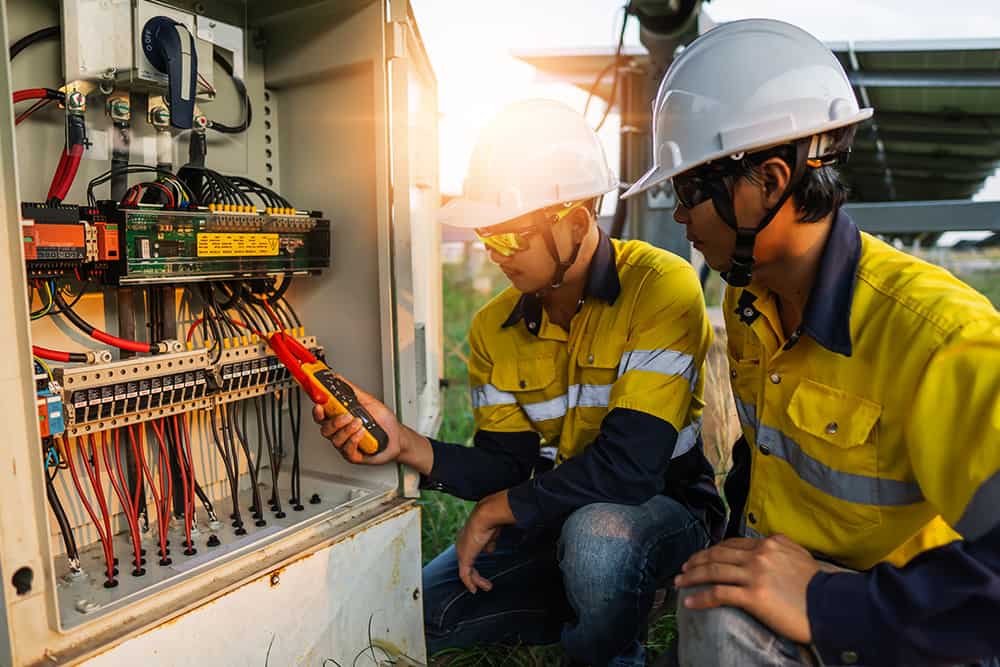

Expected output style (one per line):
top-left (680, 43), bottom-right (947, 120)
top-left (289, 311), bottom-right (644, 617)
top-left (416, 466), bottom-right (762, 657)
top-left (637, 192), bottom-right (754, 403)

top-left (3, 0), bottom-right (441, 657)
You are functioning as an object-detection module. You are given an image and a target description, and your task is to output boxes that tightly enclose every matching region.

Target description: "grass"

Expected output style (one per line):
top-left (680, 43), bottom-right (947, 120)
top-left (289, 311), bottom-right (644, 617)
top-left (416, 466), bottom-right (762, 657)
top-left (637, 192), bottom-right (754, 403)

top-left (958, 268), bottom-right (1000, 308)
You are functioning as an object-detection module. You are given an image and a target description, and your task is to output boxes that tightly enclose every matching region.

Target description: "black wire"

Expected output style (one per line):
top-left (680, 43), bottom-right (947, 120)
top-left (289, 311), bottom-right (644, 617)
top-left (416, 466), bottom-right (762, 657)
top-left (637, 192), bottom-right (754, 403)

top-left (272, 299), bottom-right (294, 330)
top-left (208, 51), bottom-right (252, 134)
top-left (289, 388), bottom-right (302, 506)
top-left (46, 467), bottom-right (80, 563)
top-left (585, 3), bottom-right (631, 133)
top-left (210, 407), bottom-right (243, 531)
top-left (279, 295), bottom-right (303, 328)
top-left (88, 165), bottom-right (194, 206)
top-left (257, 396), bottom-right (284, 516)
top-left (230, 402), bottom-right (264, 525)
top-left (49, 279), bottom-right (91, 315)
top-left (10, 26), bottom-right (58, 60)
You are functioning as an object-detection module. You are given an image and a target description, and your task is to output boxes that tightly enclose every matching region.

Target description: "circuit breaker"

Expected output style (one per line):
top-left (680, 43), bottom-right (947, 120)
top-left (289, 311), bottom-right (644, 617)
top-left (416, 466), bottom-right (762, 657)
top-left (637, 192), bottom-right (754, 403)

top-left (0, 0), bottom-right (441, 664)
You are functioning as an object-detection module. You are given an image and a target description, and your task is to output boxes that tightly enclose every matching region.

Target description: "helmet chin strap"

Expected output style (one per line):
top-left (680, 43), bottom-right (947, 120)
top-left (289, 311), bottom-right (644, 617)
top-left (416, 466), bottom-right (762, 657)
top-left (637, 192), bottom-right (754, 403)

top-left (538, 222), bottom-right (583, 294)
top-left (714, 140), bottom-right (811, 287)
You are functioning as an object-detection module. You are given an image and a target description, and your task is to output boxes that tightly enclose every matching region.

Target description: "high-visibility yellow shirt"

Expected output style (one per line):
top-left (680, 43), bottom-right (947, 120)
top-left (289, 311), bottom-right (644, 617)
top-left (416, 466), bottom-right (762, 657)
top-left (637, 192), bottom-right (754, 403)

top-left (725, 210), bottom-right (1000, 570)
top-left (469, 231), bottom-right (712, 468)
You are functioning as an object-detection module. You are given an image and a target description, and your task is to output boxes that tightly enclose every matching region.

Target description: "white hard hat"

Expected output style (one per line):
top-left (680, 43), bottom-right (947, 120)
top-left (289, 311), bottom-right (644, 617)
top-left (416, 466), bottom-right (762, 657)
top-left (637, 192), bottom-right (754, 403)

top-left (621, 19), bottom-right (873, 199)
top-left (439, 99), bottom-right (618, 229)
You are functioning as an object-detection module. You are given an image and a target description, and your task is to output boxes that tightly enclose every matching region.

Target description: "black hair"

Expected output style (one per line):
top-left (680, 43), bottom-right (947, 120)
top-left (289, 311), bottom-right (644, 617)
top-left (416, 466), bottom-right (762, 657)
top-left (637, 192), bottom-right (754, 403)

top-left (737, 124), bottom-right (857, 222)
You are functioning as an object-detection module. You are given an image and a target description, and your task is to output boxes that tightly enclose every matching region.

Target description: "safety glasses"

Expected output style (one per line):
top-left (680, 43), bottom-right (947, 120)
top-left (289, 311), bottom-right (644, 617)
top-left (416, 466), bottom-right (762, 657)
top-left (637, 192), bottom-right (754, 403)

top-left (671, 171), bottom-right (717, 210)
top-left (476, 202), bottom-right (585, 257)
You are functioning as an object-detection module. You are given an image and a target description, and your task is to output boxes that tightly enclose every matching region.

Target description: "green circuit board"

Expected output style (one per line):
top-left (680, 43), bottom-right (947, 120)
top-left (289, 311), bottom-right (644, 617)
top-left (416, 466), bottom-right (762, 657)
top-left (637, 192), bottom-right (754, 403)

top-left (112, 208), bottom-right (330, 284)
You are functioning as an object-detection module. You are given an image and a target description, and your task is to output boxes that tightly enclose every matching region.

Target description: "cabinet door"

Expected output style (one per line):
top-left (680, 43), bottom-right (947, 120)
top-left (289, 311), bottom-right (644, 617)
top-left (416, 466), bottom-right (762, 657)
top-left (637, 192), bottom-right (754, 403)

top-left (387, 0), bottom-right (442, 442)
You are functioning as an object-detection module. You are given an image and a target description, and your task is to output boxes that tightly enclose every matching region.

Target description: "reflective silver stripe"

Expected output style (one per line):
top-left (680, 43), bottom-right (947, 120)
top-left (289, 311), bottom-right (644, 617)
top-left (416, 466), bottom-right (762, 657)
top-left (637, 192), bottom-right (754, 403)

top-left (470, 384), bottom-right (517, 409)
top-left (955, 468), bottom-right (1000, 540)
top-left (757, 423), bottom-right (924, 506)
top-left (522, 383), bottom-right (613, 422)
top-left (618, 348), bottom-right (698, 391)
top-left (672, 417), bottom-right (703, 459)
top-left (734, 395), bottom-right (757, 430)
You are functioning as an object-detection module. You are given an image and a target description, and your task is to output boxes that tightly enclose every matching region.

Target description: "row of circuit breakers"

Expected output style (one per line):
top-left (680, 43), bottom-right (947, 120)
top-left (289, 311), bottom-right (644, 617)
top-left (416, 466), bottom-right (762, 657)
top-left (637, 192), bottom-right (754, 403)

top-left (22, 200), bottom-right (331, 285)
top-left (37, 337), bottom-right (322, 441)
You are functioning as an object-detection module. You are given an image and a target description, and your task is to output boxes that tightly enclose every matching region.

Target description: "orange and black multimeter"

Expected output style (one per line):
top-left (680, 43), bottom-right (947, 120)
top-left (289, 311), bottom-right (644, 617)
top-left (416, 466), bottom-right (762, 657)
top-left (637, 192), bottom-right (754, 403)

top-left (267, 331), bottom-right (388, 455)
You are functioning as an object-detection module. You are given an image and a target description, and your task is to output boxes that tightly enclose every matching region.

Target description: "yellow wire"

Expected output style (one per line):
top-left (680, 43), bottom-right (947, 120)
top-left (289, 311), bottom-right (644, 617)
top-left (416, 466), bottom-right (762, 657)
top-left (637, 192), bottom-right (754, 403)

top-left (33, 355), bottom-right (53, 380)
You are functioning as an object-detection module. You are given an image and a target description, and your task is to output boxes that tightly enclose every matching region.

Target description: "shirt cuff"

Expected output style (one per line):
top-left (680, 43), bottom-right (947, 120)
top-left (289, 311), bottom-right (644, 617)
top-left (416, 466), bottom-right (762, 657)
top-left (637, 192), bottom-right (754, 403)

top-left (506, 479), bottom-right (541, 529)
top-left (807, 571), bottom-right (885, 666)
top-left (418, 438), bottom-right (461, 493)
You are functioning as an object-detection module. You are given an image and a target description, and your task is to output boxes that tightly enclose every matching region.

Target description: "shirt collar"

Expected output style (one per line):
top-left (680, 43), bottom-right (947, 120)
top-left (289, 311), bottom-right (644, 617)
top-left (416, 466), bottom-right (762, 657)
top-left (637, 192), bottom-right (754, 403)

top-left (502, 227), bottom-right (621, 335)
top-left (799, 208), bottom-right (861, 357)
top-left (735, 208), bottom-right (861, 356)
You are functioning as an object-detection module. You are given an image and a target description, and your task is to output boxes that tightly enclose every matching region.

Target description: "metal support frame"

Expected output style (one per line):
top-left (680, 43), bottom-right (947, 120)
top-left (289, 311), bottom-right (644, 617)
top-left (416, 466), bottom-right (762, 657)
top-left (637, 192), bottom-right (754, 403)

top-left (847, 70), bottom-right (1000, 88)
top-left (844, 199), bottom-right (1000, 234)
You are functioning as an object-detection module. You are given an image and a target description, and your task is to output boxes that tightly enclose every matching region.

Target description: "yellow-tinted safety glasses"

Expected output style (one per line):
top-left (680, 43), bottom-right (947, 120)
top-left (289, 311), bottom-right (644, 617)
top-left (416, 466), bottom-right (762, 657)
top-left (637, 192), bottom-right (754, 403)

top-left (476, 202), bottom-right (585, 257)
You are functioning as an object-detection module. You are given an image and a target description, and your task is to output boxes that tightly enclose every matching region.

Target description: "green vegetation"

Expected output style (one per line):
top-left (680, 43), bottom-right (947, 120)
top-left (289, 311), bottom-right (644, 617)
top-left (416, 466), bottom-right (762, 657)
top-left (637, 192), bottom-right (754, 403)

top-left (958, 269), bottom-right (1000, 308)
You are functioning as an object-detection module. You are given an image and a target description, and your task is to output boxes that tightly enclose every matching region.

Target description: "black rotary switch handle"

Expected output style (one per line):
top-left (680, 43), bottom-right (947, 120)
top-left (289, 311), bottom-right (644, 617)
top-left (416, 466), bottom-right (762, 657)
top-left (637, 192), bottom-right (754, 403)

top-left (141, 16), bottom-right (198, 129)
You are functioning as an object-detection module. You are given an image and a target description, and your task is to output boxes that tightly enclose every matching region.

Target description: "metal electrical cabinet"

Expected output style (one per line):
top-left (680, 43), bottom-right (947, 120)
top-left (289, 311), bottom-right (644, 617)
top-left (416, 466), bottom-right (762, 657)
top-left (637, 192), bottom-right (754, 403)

top-left (0, 0), bottom-right (441, 664)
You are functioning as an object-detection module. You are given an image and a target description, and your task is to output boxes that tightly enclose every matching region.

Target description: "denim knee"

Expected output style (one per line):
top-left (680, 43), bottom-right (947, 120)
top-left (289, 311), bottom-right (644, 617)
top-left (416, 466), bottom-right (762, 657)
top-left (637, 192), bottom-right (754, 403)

top-left (558, 503), bottom-right (643, 599)
top-left (677, 586), bottom-right (803, 667)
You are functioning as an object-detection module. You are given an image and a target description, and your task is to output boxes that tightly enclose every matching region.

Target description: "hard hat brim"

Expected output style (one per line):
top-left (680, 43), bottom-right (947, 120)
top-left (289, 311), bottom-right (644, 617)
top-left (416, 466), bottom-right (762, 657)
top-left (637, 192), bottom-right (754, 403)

top-left (620, 109), bottom-right (873, 200)
top-left (438, 183), bottom-right (619, 229)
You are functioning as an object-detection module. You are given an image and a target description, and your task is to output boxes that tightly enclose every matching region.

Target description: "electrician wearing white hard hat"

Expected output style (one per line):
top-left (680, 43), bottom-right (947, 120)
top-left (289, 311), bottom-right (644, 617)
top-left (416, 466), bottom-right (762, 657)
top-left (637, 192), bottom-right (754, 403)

top-left (315, 99), bottom-right (724, 666)
top-left (623, 19), bottom-right (1000, 667)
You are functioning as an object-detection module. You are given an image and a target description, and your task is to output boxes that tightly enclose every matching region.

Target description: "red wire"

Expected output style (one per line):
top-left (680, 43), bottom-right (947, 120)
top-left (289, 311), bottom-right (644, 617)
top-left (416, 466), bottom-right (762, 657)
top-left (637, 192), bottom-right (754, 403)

top-left (16, 97), bottom-right (53, 125)
top-left (33, 345), bottom-right (71, 362)
top-left (64, 437), bottom-right (114, 581)
top-left (47, 151), bottom-right (70, 201)
top-left (51, 144), bottom-right (84, 202)
top-left (12, 88), bottom-right (48, 104)
top-left (171, 415), bottom-right (193, 550)
top-left (82, 435), bottom-right (115, 577)
top-left (132, 424), bottom-right (168, 560)
top-left (149, 420), bottom-right (174, 561)
top-left (182, 414), bottom-right (197, 524)
top-left (262, 301), bottom-right (283, 328)
top-left (90, 330), bottom-right (152, 353)
top-left (147, 182), bottom-right (175, 208)
top-left (126, 426), bottom-right (144, 510)
top-left (102, 430), bottom-right (143, 572)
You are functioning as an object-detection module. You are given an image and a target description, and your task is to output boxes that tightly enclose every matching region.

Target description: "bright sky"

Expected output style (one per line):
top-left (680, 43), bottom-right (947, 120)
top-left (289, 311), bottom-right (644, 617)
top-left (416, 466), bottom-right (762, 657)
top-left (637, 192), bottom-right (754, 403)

top-left (411, 0), bottom-right (1000, 224)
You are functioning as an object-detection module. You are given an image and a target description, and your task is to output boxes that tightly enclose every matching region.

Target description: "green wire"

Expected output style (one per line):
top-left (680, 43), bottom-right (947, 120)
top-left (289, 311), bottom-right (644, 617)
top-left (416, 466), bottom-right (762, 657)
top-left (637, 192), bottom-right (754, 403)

top-left (30, 281), bottom-right (53, 320)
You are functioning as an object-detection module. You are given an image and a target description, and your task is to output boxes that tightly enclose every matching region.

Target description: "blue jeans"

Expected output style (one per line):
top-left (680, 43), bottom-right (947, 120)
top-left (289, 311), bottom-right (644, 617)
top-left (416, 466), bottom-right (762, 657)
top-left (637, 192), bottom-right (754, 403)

top-left (423, 495), bottom-right (709, 666)
top-left (675, 585), bottom-right (1000, 667)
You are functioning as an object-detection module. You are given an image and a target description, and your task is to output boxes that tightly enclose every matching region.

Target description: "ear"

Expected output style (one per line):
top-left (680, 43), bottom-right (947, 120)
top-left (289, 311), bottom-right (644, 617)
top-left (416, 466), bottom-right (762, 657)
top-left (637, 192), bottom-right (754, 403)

top-left (758, 157), bottom-right (792, 209)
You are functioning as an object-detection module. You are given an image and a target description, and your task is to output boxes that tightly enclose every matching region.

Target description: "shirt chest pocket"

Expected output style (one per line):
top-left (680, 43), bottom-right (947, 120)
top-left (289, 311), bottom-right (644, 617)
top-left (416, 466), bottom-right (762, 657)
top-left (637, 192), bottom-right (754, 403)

top-left (573, 343), bottom-right (623, 428)
top-left (490, 355), bottom-right (558, 422)
top-left (782, 378), bottom-right (883, 523)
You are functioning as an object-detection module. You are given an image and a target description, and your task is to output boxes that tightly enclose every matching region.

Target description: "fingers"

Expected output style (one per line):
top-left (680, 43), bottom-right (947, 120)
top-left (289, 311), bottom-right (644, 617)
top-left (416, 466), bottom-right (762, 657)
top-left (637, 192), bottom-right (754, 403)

top-left (457, 563), bottom-right (493, 594)
top-left (682, 544), bottom-right (755, 571)
top-left (715, 537), bottom-right (761, 551)
top-left (311, 405), bottom-right (325, 423)
top-left (682, 584), bottom-right (750, 610)
top-left (675, 562), bottom-right (752, 589)
top-left (319, 414), bottom-right (362, 446)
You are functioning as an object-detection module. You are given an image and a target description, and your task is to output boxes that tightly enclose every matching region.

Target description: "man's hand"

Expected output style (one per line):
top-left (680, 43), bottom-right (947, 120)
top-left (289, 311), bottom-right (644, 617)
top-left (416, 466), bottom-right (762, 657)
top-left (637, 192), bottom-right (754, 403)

top-left (674, 534), bottom-right (820, 643)
top-left (312, 378), bottom-right (402, 465)
top-left (455, 490), bottom-right (515, 594)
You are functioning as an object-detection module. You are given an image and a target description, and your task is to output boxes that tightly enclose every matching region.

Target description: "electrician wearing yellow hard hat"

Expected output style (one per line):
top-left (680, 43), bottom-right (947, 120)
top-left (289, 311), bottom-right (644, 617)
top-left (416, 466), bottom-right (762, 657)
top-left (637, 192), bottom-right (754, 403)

top-left (315, 99), bottom-right (724, 666)
top-left (623, 18), bottom-right (1000, 667)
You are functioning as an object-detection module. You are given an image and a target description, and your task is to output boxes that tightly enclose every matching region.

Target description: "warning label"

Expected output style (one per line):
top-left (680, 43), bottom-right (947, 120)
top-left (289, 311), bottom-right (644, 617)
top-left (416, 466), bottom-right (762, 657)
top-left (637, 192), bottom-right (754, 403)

top-left (197, 233), bottom-right (280, 257)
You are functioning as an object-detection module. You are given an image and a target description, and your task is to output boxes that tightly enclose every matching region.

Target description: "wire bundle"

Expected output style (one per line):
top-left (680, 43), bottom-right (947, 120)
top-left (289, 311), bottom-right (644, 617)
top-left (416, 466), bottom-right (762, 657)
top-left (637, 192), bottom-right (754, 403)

top-left (87, 165), bottom-right (196, 207)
